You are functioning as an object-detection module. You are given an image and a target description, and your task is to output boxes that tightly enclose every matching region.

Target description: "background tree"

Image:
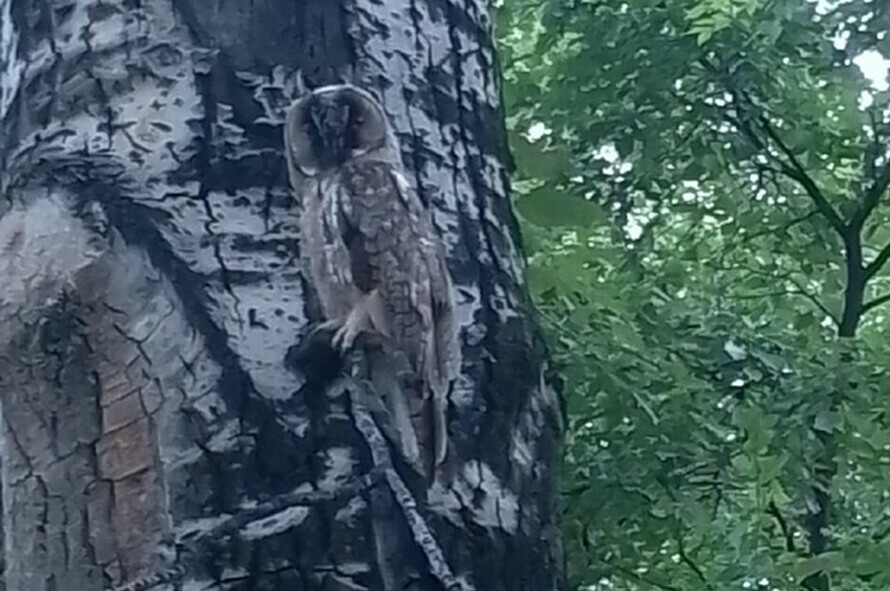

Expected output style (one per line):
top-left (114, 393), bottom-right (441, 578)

top-left (498, 0), bottom-right (890, 590)
top-left (0, 1), bottom-right (561, 590)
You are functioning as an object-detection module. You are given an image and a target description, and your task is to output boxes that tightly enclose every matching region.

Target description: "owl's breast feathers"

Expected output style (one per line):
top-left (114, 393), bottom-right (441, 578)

top-left (337, 159), bottom-right (447, 346)
top-left (336, 159), bottom-right (458, 468)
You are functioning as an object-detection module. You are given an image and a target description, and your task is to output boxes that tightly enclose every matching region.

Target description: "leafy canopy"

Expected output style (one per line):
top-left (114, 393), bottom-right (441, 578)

top-left (498, 0), bottom-right (890, 589)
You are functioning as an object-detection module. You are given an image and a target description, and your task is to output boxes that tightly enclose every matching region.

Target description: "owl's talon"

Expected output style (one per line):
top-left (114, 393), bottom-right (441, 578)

top-left (317, 319), bottom-right (342, 333)
top-left (332, 320), bottom-right (362, 352)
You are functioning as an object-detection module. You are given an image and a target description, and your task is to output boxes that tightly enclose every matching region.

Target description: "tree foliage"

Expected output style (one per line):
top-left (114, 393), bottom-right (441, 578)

top-left (497, 1), bottom-right (890, 589)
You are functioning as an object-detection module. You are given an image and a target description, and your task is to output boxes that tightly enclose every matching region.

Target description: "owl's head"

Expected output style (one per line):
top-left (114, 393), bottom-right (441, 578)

top-left (285, 85), bottom-right (390, 177)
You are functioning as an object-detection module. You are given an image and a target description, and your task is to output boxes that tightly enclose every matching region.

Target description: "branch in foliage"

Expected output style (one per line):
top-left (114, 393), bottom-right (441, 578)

top-left (756, 116), bottom-right (847, 236)
top-left (654, 476), bottom-right (713, 589)
top-left (866, 113), bottom-right (877, 181)
top-left (697, 57), bottom-right (847, 238)
top-left (766, 501), bottom-right (796, 553)
top-left (864, 241), bottom-right (890, 282)
top-left (719, 105), bottom-right (844, 238)
top-left (781, 288), bottom-right (837, 324)
top-left (730, 290), bottom-right (812, 300)
top-left (862, 292), bottom-right (890, 314)
top-left (851, 160), bottom-right (890, 231)
top-left (611, 564), bottom-right (682, 591)
top-left (717, 264), bottom-right (839, 325)
top-left (740, 211), bottom-right (819, 244)
top-left (677, 535), bottom-right (709, 585)
top-left (865, 109), bottom-right (882, 184)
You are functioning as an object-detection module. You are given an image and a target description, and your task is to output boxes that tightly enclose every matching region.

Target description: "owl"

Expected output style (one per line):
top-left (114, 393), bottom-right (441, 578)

top-left (284, 84), bottom-right (459, 478)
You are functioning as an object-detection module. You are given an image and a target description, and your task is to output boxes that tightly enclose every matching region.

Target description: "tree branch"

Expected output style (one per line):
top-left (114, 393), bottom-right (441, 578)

top-left (864, 241), bottom-right (890, 281)
top-left (862, 292), bottom-right (890, 314)
top-left (730, 291), bottom-right (806, 300)
top-left (715, 264), bottom-right (839, 325)
top-left (342, 370), bottom-right (465, 591)
top-left (110, 567), bottom-right (186, 591)
top-left (864, 108), bottom-right (880, 184)
top-left (757, 116), bottom-right (847, 236)
top-left (787, 284), bottom-right (840, 326)
top-left (767, 500), bottom-right (796, 553)
top-left (851, 161), bottom-right (890, 230)
top-left (676, 536), bottom-right (709, 587)
top-left (612, 565), bottom-right (681, 591)
top-left (739, 211), bottom-right (819, 243)
top-left (654, 476), bottom-right (713, 589)
top-left (696, 57), bottom-right (847, 238)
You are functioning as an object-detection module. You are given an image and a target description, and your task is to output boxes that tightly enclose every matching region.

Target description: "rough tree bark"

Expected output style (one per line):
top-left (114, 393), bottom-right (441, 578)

top-left (0, 1), bottom-right (561, 591)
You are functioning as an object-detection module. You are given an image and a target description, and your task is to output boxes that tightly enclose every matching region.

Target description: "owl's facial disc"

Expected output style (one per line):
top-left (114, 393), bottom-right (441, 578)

top-left (308, 89), bottom-right (387, 164)
top-left (287, 86), bottom-right (389, 175)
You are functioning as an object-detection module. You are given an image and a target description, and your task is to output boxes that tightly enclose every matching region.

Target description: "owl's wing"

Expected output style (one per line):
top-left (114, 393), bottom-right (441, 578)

top-left (335, 200), bottom-right (375, 295)
top-left (389, 170), bottom-right (459, 467)
top-left (337, 161), bottom-right (404, 299)
top-left (390, 170), bottom-right (460, 388)
top-left (425, 255), bottom-right (457, 467)
top-left (341, 161), bottom-right (458, 469)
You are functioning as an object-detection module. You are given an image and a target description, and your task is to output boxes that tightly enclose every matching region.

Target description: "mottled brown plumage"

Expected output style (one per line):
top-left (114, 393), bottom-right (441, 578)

top-left (284, 85), bottom-right (459, 478)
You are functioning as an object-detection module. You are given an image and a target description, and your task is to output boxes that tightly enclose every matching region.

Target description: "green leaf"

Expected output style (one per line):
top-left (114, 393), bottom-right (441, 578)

top-left (499, 0), bottom-right (890, 587)
top-left (510, 132), bottom-right (573, 180)
top-left (516, 186), bottom-right (608, 228)
top-left (782, 552), bottom-right (844, 582)
top-left (813, 410), bottom-right (840, 433)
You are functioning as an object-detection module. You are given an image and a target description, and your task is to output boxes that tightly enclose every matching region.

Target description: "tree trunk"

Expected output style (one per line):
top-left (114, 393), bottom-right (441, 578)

top-left (0, 1), bottom-right (562, 590)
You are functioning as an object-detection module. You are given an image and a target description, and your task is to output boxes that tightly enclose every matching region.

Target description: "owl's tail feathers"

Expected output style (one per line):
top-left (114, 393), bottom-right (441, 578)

top-left (285, 323), bottom-right (345, 388)
top-left (366, 349), bottom-right (422, 468)
top-left (432, 384), bottom-right (449, 467)
top-left (429, 294), bottom-right (459, 479)
top-left (391, 385), bottom-right (422, 467)
top-left (427, 378), bottom-right (461, 486)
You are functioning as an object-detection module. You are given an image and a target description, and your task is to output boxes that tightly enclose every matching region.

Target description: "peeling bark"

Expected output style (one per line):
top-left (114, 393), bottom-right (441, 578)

top-left (0, 1), bottom-right (561, 590)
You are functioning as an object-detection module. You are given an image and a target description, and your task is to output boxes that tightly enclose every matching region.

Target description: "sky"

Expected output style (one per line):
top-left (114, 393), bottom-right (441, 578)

top-left (817, 0), bottom-right (890, 91)
top-left (854, 50), bottom-right (890, 92)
